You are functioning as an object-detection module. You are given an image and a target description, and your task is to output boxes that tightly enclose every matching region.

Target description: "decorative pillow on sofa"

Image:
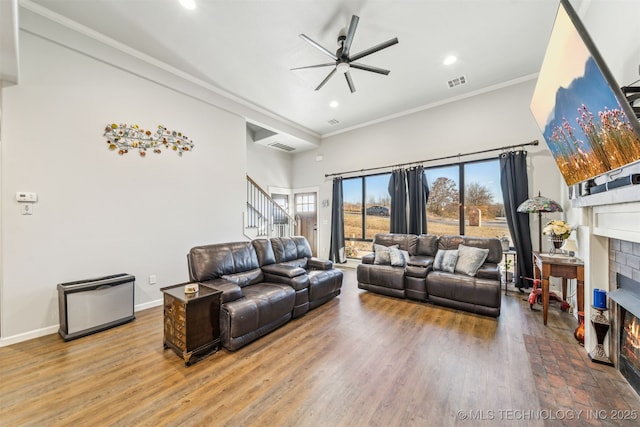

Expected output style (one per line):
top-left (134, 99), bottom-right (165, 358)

top-left (455, 244), bottom-right (490, 276)
top-left (388, 247), bottom-right (409, 267)
top-left (433, 249), bottom-right (459, 273)
top-left (373, 244), bottom-right (398, 265)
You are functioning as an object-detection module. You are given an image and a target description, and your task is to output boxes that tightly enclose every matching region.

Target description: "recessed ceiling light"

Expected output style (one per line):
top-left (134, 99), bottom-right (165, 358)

top-left (443, 55), bottom-right (457, 66)
top-left (179, 0), bottom-right (196, 10)
top-left (329, 101), bottom-right (339, 108)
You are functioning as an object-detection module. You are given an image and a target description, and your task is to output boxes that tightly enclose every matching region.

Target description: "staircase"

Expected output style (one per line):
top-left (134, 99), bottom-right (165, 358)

top-left (244, 175), bottom-right (296, 239)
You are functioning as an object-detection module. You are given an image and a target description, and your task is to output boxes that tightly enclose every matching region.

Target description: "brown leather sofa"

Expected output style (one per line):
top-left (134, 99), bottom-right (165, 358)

top-left (187, 236), bottom-right (343, 351)
top-left (357, 233), bottom-right (502, 317)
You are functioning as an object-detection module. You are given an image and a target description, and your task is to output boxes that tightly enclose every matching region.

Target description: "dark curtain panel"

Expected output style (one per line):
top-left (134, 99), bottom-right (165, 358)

top-left (500, 150), bottom-right (533, 288)
top-left (329, 177), bottom-right (346, 263)
top-left (407, 166), bottom-right (429, 235)
top-left (388, 169), bottom-right (408, 233)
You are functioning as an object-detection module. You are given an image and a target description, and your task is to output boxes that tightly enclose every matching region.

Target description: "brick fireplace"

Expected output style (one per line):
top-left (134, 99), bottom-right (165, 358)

top-left (608, 239), bottom-right (640, 396)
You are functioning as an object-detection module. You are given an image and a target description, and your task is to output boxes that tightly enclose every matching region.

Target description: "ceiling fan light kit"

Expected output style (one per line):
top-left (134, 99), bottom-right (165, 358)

top-left (292, 15), bottom-right (398, 93)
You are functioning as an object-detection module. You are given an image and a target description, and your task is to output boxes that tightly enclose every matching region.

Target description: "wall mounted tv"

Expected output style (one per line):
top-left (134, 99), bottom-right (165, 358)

top-left (530, 0), bottom-right (640, 187)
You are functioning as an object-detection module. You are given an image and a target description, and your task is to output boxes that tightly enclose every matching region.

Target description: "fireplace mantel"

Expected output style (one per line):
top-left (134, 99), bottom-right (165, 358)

top-left (592, 202), bottom-right (640, 244)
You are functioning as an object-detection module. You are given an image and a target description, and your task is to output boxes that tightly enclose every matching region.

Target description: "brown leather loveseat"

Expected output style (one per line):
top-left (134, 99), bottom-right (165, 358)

top-left (188, 236), bottom-right (343, 351)
top-left (357, 233), bottom-right (502, 317)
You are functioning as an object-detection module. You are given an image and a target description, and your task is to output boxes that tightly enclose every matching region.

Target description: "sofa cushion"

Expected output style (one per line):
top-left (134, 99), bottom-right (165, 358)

top-left (455, 244), bottom-right (490, 276)
top-left (271, 236), bottom-right (312, 264)
top-left (291, 236), bottom-right (313, 258)
top-left (416, 234), bottom-right (438, 256)
top-left (188, 241), bottom-right (260, 282)
top-left (252, 238), bottom-right (276, 266)
top-left (433, 249), bottom-right (459, 273)
top-left (372, 233), bottom-right (418, 255)
top-left (374, 244), bottom-right (398, 265)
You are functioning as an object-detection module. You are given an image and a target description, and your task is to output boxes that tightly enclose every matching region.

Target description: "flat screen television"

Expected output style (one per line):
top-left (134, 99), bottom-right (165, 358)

top-left (530, 0), bottom-right (640, 187)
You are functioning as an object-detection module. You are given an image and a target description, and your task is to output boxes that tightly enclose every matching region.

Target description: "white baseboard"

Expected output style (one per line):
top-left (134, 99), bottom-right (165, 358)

top-left (0, 298), bottom-right (164, 347)
top-left (0, 325), bottom-right (59, 347)
top-left (136, 298), bottom-right (163, 311)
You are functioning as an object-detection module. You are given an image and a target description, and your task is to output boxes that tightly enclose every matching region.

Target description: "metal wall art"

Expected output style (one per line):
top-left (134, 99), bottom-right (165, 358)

top-left (103, 123), bottom-right (194, 156)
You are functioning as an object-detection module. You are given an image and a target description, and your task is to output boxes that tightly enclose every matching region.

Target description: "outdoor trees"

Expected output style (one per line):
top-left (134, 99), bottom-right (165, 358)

top-left (465, 182), bottom-right (494, 206)
top-left (427, 177), bottom-right (459, 217)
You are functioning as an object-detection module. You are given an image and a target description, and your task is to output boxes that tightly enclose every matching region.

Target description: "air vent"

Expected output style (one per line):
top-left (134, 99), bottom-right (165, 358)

top-left (268, 142), bottom-right (296, 152)
top-left (327, 119), bottom-right (340, 126)
top-left (447, 75), bottom-right (467, 88)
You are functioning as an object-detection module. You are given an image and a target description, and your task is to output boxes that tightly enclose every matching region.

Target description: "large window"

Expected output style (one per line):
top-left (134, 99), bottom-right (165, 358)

top-left (343, 173), bottom-right (391, 257)
top-left (342, 158), bottom-right (511, 258)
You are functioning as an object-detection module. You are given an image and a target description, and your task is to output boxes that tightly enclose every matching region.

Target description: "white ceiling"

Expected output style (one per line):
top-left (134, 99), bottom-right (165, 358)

top-left (26, 0), bottom-right (570, 149)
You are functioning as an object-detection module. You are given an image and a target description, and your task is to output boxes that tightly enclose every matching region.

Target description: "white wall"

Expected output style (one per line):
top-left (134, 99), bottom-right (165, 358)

top-left (292, 79), bottom-right (564, 258)
top-left (0, 32), bottom-right (247, 342)
top-left (246, 135), bottom-right (292, 191)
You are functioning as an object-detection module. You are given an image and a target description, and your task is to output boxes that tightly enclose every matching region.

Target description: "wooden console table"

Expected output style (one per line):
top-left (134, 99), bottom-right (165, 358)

top-left (532, 252), bottom-right (584, 325)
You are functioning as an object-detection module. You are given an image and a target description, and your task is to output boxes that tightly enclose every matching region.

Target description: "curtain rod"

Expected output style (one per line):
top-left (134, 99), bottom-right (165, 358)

top-left (324, 140), bottom-right (539, 178)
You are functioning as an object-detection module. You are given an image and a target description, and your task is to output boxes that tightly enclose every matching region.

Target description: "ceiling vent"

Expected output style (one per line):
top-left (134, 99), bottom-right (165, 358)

top-left (447, 75), bottom-right (467, 88)
top-left (268, 142), bottom-right (296, 152)
top-left (327, 119), bottom-right (340, 126)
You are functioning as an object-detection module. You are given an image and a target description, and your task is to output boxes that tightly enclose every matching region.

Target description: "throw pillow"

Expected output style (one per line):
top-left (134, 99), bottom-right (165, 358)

top-left (389, 246), bottom-right (407, 267)
top-left (400, 249), bottom-right (410, 264)
top-left (455, 244), bottom-right (490, 276)
top-left (433, 249), bottom-right (459, 273)
top-left (373, 244), bottom-right (398, 265)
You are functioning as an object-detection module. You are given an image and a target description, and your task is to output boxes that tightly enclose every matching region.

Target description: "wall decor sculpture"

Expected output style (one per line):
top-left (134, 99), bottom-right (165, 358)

top-left (103, 123), bottom-right (194, 156)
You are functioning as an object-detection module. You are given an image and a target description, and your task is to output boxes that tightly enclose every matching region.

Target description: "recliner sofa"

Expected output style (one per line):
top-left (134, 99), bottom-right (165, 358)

top-left (187, 236), bottom-right (343, 351)
top-left (357, 233), bottom-right (502, 317)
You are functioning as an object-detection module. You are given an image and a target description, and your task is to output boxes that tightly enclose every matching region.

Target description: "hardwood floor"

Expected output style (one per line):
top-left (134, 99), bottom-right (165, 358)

top-left (1, 268), bottom-right (638, 426)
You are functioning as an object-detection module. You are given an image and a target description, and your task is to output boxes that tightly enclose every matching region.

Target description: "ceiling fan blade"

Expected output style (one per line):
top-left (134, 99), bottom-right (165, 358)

top-left (290, 63), bottom-right (336, 71)
top-left (345, 71), bottom-right (356, 93)
top-left (350, 62), bottom-right (391, 75)
top-left (349, 37), bottom-right (399, 62)
top-left (315, 68), bottom-right (337, 90)
top-left (299, 34), bottom-right (338, 61)
top-left (341, 15), bottom-right (359, 58)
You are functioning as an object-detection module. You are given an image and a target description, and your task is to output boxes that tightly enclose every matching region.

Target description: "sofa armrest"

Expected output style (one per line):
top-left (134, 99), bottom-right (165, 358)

top-left (407, 255), bottom-right (433, 269)
top-left (307, 257), bottom-right (333, 270)
top-left (361, 253), bottom-right (375, 264)
top-left (476, 263), bottom-right (501, 281)
top-left (261, 264), bottom-right (309, 291)
top-left (261, 263), bottom-right (306, 278)
top-left (200, 278), bottom-right (243, 304)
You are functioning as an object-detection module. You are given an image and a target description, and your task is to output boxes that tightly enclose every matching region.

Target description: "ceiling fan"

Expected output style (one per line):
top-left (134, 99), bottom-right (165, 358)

top-left (291, 15), bottom-right (399, 93)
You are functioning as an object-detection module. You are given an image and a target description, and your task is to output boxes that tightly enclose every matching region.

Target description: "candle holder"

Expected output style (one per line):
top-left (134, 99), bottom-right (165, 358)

top-left (588, 306), bottom-right (614, 366)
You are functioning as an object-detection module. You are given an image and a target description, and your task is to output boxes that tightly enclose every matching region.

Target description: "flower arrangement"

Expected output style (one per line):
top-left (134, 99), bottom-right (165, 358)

top-left (103, 123), bottom-right (194, 156)
top-left (345, 243), bottom-right (359, 258)
top-left (542, 220), bottom-right (573, 239)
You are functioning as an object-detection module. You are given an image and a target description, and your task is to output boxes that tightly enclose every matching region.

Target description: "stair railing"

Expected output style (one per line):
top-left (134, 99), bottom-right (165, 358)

top-left (245, 175), bottom-right (296, 239)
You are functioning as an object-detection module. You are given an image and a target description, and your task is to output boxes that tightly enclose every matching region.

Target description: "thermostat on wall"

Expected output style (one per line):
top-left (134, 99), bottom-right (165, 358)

top-left (16, 192), bottom-right (38, 202)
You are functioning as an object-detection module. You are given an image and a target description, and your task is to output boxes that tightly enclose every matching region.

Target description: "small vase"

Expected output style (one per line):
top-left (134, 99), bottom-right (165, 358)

top-left (574, 311), bottom-right (585, 346)
top-left (549, 236), bottom-right (564, 255)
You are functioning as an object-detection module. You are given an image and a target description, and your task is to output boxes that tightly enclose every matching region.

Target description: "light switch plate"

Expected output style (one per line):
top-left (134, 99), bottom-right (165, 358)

top-left (16, 192), bottom-right (38, 202)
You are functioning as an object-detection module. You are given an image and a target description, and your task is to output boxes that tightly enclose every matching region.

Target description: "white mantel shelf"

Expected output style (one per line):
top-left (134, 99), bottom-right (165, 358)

top-left (592, 202), bottom-right (640, 244)
top-left (572, 183), bottom-right (640, 208)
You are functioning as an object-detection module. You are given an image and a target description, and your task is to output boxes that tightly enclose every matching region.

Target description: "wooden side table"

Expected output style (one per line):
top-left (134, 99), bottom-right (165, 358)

top-left (161, 283), bottom-right (222, 366)
top-left (532, 252), bottom-right (584, 325)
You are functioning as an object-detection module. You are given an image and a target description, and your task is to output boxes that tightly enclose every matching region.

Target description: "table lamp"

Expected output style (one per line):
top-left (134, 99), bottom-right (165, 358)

top-left (516, 191), bottom-right (563, 252)
top-left (562, 239), bottom-right (579, 257)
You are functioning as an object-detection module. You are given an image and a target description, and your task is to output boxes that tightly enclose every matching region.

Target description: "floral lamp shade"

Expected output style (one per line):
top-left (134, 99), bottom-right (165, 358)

top-left (517, 192), bottom-right (563, 252)
top-left (516, 192), bottom-right (563, 214)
